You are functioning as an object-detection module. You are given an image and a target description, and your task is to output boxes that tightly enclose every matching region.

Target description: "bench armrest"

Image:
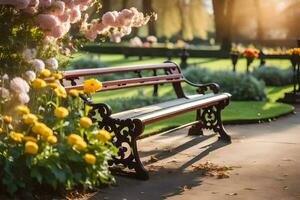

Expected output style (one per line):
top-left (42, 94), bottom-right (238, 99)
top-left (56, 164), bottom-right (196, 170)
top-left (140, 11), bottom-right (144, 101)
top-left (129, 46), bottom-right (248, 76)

top-left (186, 81), bottom-right (220, 94)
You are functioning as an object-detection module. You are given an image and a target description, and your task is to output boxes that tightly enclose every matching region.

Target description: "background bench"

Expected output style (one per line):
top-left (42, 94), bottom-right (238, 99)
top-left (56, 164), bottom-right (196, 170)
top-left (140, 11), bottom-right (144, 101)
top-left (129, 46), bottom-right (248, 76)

top-left (62, 62), bottom-right (231, 179)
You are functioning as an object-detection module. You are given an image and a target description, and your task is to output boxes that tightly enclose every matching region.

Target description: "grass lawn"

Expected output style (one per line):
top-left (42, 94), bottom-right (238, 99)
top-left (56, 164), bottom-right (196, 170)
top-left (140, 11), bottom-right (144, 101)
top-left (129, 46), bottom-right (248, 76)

top-left (71, 53), bottom-right (294, 136)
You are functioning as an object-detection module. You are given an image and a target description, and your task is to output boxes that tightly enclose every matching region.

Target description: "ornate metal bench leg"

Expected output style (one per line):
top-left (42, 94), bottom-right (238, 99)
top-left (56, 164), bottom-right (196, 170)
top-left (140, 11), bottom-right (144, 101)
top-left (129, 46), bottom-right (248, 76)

top-left (188, 109), bottom-right (204, 136)
top-left (193, 101), bottom-right (231, 142)
top-left (89, 104), bottom-right (149, 180)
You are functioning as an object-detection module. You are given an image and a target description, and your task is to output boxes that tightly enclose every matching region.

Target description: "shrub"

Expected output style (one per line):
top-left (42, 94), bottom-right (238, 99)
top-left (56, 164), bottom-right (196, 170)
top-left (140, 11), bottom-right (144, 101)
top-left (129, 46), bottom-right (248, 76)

top-left (252, 66), bottom-right (293, 86)
top-left (69, 57), bottom-right (107, 70)
top-left (184, 66), bottom-right (266, 101)
top-left (104, 90), bottom-right (174, 113)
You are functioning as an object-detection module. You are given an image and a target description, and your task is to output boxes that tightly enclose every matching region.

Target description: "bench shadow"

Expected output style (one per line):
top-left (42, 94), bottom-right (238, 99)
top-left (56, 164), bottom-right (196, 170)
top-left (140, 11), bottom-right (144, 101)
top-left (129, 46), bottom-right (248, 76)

top-left (89, 135), bottom-right (230, 200)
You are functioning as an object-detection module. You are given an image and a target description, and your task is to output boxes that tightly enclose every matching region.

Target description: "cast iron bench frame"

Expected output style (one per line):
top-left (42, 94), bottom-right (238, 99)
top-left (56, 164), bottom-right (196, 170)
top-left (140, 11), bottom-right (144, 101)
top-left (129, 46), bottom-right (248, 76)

top-left (62, 62), bottom-right (231, 180)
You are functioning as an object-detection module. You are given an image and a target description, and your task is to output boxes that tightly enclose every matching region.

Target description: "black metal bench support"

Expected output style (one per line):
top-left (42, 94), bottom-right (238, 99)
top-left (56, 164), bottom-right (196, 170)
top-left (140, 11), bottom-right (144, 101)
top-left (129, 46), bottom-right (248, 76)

top-left (188, 100), bottom-right (231, 142)
top-left (89, 103), bottom-right (149, 180)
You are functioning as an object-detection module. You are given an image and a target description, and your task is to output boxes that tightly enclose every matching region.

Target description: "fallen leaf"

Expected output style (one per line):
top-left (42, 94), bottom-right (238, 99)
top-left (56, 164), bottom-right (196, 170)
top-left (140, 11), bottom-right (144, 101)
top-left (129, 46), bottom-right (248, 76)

top-left (180, 185), bottom-right (191, 191)
top-left (226, 193), bottom-right (238, 196)
top-left (149, 155), bottom-right (159, 163)
top-left (283, 186), bottom-right (288, 190)
top-left (244, 188), bottom-right (256, 191)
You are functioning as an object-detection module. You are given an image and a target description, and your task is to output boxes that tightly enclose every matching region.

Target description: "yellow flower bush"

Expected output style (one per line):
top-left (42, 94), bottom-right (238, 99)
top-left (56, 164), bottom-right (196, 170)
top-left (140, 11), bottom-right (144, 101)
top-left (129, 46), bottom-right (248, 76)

top-left (15, 105), bottom-right (30, 115)
top-left (98, 129), bottom-right (112, 143)
top-left (40, 69), bottom-right (51, 78)
top-left (32, 122), bottom-right (53, 137)
top-left (54, 107), bottom-right (69, 118)
top-left (0, 0), bottom-right (152, 195)
top-left (9, 131), bottom-right (24, 143)
top-left (68, 89), bottom-right (80, 97)
top-left (24, 141), bottom-right (39, 155)
top-left (23, 114), bottom-right (38, 125)
top-left (80, 117), bottom-right (93, 128)
top-left (47, 135), bottom-right (57, 144)
top-left (54, 86), bottom-right (67, 98)
top-left (32, 78), bottom-right (47, 89)
top-left (23, 136), bottom-right (38, 143)
top-left (3, 115), bottom-right (12, 124)
top-left (83, 79), bottom-right (102, 93)
top-left (84, 153), bottom-right (96, 165)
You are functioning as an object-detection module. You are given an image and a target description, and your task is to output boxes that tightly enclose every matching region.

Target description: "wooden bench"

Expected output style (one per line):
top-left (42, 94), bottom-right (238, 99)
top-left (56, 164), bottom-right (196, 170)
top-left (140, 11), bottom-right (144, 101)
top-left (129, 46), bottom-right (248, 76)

top-left (62, 62), bottom-right (231, 180)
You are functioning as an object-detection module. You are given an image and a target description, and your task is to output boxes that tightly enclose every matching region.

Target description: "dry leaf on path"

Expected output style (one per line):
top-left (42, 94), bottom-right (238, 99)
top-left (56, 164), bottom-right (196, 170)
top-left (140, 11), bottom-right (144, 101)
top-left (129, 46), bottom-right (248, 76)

top-left (226, 193), bottom-right (238, 196)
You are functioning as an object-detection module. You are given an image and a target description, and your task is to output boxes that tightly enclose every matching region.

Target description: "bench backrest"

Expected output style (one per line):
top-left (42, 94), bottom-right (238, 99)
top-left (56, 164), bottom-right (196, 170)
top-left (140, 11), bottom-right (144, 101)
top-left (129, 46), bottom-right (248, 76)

top-left (62, 62), bottom-right (185, 94)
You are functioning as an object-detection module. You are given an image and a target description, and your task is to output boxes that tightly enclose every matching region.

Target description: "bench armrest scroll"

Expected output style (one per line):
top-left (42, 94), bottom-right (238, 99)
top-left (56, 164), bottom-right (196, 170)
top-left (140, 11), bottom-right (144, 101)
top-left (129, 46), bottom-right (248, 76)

top-left (187, 81), bottom-right (220, 94)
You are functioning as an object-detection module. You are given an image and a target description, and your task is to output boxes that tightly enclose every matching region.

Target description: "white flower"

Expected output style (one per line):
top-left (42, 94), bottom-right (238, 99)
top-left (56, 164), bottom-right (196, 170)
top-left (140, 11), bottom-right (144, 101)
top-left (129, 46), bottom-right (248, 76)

top-left (31, 59), bottom-right (45, 72)
top-left (25, 71), bottom-right (36, 82)
top-left (18, 93), bottom-right (30, 104)
top-left (10, 77), bottom-right (30, 94)
top-left (130, 37), bottom-right (143, 47)
top-left (2, 74), bottom-right (9, 80)
top-left (45, 57), bottom-right (58, 70)
top-left (146, 35), bottom-right (157, 44)
top-left (23, 48), bottom-right (37, 62)
top-left (0, 87), bottom-right (10, 99)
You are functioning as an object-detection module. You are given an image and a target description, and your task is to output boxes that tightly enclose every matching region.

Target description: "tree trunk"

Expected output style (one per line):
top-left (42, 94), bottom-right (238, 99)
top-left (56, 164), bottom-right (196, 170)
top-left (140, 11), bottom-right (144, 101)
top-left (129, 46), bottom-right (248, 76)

top-left (212, 0), bottom-right (235, 52)
top-left (100, 0), bottom-right (111, 15)
top-left (122, 0), bottom-right (129, 8)
top-left (143, 0), bottom-right (156, 35)
top-left (254, 0), bottom-right (264, 42)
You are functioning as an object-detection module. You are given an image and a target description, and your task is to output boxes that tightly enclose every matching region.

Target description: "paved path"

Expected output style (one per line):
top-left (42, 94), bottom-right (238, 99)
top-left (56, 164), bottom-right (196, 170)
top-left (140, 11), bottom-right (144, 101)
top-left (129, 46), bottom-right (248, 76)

top-left (90, 106), bottom-right (300, 200)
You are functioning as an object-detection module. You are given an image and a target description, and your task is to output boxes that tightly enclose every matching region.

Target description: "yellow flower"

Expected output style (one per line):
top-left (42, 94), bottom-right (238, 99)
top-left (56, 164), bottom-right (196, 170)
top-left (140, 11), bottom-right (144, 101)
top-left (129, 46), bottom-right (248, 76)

top-left (54, 107), bottom-right (69, 118)
top-left (83, 79), bottom-right (102, 94)
top-left (25, 141), bottom-right (39, 155)
top-left (52, 73), bottom-right (63, 80)
top-left (32, 78), bottom-right (47, 89)
top-left (47, 82), bottom-right (60, 89)
top-left (67, 134), bottom-right (82, 145)
top-left (10, 131), bottom-right (24, 143)
top-left (79, 117), bottom-right (93, 128)
top-left (54, 86), bottom-right (67, 98)
top-left (68, 89), bottom-right (80, 97)
top-left (47, 135), bottom-right (57, 144)
top-left (3, 115), bottom-right (12, 124)
top-left (74, 140), bottom-right (87, 150)
top-left (84, 153), bottom-right (96, 165)
top-left (0, 128), bottom-right (3, 134)
top-left (23, 136), bottom-right (37, 143)
top-left (98, 129), bottom-right (112, 143)
top-left (15, 105), bottom-right (30, 115)
top-left (23, 114), bottom-right (38, 125)
top-left (32, 122), bottom-right (53, 137)
top-left (40, 69), bottom-right (51, 78)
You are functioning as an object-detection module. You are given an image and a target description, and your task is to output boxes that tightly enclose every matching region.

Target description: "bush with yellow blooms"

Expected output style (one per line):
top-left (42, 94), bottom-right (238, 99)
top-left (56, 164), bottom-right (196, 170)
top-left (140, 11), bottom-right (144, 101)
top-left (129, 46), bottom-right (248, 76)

top-left (0, 0), bottom-right (155, 196)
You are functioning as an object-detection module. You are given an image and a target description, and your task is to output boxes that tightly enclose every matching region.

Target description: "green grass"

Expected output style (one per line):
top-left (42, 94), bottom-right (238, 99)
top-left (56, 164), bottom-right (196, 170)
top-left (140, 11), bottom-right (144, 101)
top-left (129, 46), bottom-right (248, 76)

top-left (72, 53), bottom-right (294, 136)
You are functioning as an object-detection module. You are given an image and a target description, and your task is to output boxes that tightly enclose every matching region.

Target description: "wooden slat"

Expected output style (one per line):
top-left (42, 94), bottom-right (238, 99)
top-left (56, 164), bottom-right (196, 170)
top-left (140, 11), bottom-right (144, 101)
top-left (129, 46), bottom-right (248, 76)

top-left (65, 78), bottom-right (184, 92)
top-left (136, 93), bottom-right (230, 125)
top-left (111, 94), bottom-right (205, 119)
top-left (63, 63), bottom-right (179, 79)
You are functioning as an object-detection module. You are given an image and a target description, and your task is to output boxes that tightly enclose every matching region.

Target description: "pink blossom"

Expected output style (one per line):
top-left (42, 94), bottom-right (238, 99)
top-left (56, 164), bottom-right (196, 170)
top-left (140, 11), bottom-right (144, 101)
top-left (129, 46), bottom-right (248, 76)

top-left (2, 74), bottom-right (9, 80)
top-left (70, 6), bottom-right (81, 23)
top-left (52, 1), bottom-right (65, 16)
top-left (29, 0), bottom-right (39, 8)
top-left (37, 14), bottom-right (60, 30)
top-left (58, 12), bottom-right (70, 22)
top-left (102, 11), bottom-right (116, 26)
top-left (10, 77), bottom-right (30, 94)
top-left (49, 25), bottom-right (65, 38)
top-left (39, 0), bottom-right (52, 7)
top-left (146, 35), bottom-right (157, 44)
top-left (117, 9), bottom-right (134, 26)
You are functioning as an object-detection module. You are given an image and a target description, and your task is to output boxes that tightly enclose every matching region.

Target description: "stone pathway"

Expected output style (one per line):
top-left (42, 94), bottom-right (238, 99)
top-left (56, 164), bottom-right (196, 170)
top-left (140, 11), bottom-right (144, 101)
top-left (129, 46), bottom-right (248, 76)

top-left (90, 106), bottom-right (300, 200)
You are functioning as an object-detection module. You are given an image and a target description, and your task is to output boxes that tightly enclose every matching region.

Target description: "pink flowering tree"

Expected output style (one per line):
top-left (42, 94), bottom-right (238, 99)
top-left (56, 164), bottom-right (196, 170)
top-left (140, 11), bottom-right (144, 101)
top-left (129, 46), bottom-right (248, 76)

top-left (0, 0), bottom-right (154, 197)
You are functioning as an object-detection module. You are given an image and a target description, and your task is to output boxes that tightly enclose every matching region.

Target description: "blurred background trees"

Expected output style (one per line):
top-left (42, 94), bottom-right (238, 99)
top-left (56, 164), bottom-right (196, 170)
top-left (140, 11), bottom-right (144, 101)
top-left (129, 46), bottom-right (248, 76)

top-left (93, 0), bottom-right (300, 47)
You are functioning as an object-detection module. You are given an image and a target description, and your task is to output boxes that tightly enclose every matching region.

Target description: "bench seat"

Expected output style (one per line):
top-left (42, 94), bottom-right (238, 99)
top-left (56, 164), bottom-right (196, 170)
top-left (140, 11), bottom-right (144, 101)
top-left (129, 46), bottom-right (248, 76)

top-left (112, 93), bottom-right (230, 125)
